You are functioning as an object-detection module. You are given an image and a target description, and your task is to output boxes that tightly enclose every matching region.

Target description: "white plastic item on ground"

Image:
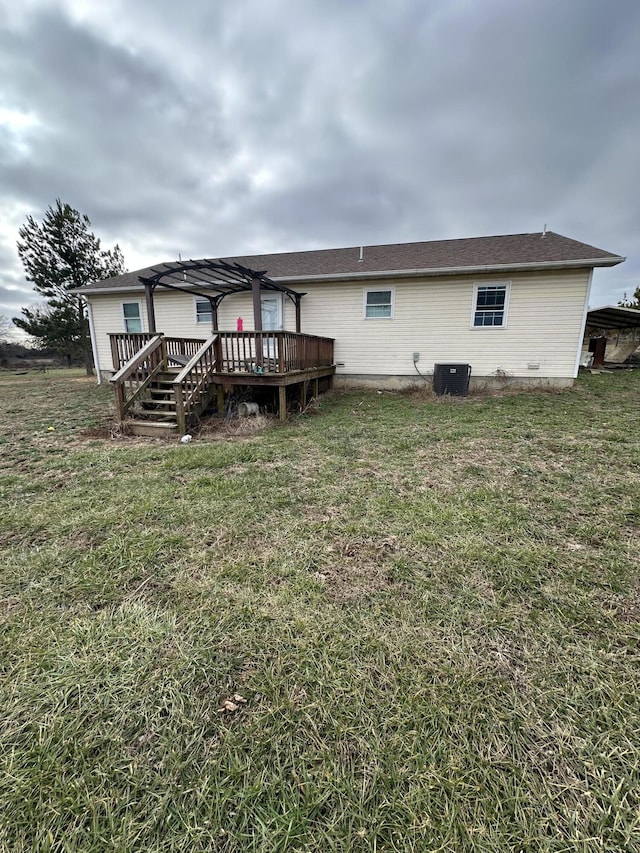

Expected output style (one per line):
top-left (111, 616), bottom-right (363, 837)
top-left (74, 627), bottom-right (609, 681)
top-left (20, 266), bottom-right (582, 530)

top-left (180, 434), bottom-right (193, 443)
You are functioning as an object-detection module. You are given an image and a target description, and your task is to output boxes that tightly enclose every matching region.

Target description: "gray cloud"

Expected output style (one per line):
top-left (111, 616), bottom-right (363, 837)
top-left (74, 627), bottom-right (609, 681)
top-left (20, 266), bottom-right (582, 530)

top-left (1, 0), bottom-right (639, 325)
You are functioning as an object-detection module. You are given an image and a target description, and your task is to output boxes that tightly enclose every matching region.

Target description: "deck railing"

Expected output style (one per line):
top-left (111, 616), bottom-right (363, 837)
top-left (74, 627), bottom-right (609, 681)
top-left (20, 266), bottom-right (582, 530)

top-left (110, 333), bottom-right (205, 371)
top-left (172, 336), bottom-right (220, 434)
top-left (109, 331), bottom-right (334, 374)
top-left (110, 334), bottom-right (166, 419)
top-left (216, 331), bottom-right (334, 373)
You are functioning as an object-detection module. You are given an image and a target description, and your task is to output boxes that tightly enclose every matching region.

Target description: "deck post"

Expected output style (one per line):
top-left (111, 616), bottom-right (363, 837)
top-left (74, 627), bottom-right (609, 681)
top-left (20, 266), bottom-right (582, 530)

top-left (252, 278), bottom-right (264, 369)
top-left (144, 282), bottom-right (156, 334)
top-left (251, 278), bottom-right (262, 331)
top-left (295, 296), bottom-right (301, 333)
top-left (278, 385), bottom-right (287, 421)
top-left (110, 336), bottom-right (120, 372)
top-left (175, 384), bottom-right (186, 435)
top-left (216, 385), bottom-right (225, 415)
top-left (114, 382), bottom-right (126, 422)
top-left (313, 377), bottom-right (319, 400)
top-left (278, 333), bottom-right (285, 373)
top-left (213, 335), bottom-right (223, 370)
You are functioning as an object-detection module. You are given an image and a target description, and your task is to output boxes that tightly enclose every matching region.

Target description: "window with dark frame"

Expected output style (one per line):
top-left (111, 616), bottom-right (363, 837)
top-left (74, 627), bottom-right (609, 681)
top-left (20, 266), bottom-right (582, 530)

top-left (195, 299), bottom-right (213, 324)
top-left (122, 302), bottom-right (142, 333)
top-left (473, 284), bottom-right (508, 327)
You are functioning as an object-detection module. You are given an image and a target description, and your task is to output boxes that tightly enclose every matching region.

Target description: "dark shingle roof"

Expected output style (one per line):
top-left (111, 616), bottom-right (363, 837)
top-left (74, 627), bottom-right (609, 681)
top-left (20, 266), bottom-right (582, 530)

top-left (80, 231), bottom-right (624, 292)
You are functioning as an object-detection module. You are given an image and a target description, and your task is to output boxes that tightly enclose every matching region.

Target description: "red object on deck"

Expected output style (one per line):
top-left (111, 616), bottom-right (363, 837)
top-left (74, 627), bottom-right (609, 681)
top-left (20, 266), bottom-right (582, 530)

top-left (237, 317), bottom-right (243, 331)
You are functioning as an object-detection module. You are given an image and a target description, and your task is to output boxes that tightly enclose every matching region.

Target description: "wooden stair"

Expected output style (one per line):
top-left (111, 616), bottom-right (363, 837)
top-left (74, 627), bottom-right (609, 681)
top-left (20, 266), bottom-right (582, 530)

top-left (128, 370), bottom-right (180, 436)
top-left (126, 369), bottom-right (221, 436)
top-left (111, 335), bottom-right (224, 439)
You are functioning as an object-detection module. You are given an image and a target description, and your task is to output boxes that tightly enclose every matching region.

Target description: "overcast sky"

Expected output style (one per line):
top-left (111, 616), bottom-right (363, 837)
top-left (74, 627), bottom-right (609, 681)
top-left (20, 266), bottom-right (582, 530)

top-left (1, 0), bottom-right (639, 328)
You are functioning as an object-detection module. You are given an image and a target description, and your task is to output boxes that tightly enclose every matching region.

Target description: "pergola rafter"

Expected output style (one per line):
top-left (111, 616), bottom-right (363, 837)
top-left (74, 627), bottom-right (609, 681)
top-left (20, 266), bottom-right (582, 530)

top-left (138, 258), bottom-right (305, 332)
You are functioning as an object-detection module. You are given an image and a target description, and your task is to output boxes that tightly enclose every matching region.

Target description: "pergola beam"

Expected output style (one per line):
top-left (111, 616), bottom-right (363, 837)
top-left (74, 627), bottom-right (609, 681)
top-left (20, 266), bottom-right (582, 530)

top-left (138, 258), bottom-right (305, 334)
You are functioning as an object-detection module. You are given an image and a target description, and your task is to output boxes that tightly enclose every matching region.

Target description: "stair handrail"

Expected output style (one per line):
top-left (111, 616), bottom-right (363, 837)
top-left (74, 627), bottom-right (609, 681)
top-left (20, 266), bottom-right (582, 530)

top-left (172, 335), bottom-right (220, 434)
top-left (110, 334), bottom-right (164, 384)
top-left (110, 334), bottom-right (166, 421)
top-left (172, 335), bottom-right (219, 385)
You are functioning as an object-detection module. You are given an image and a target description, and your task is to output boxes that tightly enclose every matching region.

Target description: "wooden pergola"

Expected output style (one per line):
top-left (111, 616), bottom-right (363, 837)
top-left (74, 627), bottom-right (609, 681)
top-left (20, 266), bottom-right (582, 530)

top-left (138, 259), bottom-right (305, 333)
top-left (108, 258), bottom-right (333, 434)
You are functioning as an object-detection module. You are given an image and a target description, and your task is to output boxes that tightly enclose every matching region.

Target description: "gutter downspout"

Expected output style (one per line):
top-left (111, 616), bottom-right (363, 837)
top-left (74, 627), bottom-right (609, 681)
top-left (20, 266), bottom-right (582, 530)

top-left (573, 269), bottom-right (593, 378)
top-left (85, 298), bottom-right (101, 384)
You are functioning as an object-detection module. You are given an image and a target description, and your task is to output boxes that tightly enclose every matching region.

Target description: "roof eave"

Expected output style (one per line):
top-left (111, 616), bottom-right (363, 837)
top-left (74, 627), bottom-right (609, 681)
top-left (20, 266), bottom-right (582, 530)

top-left (79, 284), bottom-right (145, 295)
top-left (272, 256), bottom-right (626, 284)
top-left (77, 255), bottom-right (625, 294)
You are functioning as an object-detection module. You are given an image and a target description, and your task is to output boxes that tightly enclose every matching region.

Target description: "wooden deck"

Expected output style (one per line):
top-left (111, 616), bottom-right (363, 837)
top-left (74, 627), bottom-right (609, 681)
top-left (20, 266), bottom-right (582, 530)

top-left (109, 331), bottom-right (335, 434)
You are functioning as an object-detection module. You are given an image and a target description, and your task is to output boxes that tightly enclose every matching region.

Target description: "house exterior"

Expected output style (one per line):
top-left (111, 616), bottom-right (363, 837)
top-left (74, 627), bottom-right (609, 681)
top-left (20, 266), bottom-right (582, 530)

top-left (80, 231), bottom-right (624, 390)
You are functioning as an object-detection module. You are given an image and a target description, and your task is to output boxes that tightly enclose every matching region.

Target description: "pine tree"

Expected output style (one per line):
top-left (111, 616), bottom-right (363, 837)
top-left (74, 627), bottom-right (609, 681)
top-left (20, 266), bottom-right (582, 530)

top-left (13, 200), bottom-right (125, 374)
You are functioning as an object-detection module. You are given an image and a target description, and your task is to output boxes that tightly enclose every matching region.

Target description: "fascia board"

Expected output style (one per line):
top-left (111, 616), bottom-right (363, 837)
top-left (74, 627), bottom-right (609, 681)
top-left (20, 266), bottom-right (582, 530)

top-left (273, 257), bottom-right (626, 285)
top-left (79, 286), bottom-right (146, 295)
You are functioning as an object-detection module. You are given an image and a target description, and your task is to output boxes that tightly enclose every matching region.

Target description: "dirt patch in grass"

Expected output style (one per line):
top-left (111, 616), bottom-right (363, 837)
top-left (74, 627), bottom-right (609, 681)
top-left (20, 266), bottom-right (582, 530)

top-left (79, 410), bottom-right (306, 446)
top-left (78, 425), bottom-right (113, 439)
top-left (312, 536), bottom-right (415, 602)
top-left (0, 596), bottom-right (22, 622)
top-left (75, 425), bottom-right (183, 448)
top-left (605, 580), bottom-right (640, 624)
top-left (315, 564), bottom-right (405, 602)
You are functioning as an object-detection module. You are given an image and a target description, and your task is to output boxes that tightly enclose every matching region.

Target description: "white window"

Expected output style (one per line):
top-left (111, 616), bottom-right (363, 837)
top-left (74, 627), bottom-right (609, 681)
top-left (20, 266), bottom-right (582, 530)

top-left (472, 283), bottom-right (510, 328)
top-left (364, 288), bottom-right (394, 319)
top-left (122, 302), bottom-right (142, 333)
top-left (195, 298), bottom-right (213, 325)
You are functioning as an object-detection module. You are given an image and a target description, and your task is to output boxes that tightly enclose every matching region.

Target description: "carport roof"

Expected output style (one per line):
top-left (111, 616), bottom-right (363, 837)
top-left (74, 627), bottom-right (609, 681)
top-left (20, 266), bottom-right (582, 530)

top-left (587, 305), bottom-right (640, 330)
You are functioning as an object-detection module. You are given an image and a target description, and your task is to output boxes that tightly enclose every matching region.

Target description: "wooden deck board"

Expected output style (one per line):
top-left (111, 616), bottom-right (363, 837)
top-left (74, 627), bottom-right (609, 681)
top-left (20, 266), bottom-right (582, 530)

top-left (211, 365), bottom-right (335, 388)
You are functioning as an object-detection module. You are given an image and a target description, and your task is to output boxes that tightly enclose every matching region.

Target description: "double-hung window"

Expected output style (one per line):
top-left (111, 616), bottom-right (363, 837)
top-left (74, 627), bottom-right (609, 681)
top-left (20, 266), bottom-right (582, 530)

top-left (364, 288), bottom-right (394, 319)
top-left (122, 302), bottom-right (142, 333)
top-left (195, 298), bottom-right (213, 325)
top-left (472, 283), bottom-right (509, 328)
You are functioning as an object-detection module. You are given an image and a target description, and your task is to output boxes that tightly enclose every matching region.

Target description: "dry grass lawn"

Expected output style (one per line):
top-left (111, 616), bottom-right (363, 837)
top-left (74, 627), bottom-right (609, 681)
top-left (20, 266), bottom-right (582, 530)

top-left (0, 367), bottom-right (639, 851)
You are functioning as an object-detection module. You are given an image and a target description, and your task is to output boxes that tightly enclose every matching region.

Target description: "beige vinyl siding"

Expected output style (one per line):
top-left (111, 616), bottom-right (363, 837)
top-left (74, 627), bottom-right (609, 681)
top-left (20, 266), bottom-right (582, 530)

top-left (87, 268), bottom-right (590, 379)
top-left (294, 269), bottom-right (590, 379)
top-left (215, 293), bottom-right (297, 330)
top-left (152, 290), bottom-right (296, 334)
top-left (89, 294), bottom-right (149, 371)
